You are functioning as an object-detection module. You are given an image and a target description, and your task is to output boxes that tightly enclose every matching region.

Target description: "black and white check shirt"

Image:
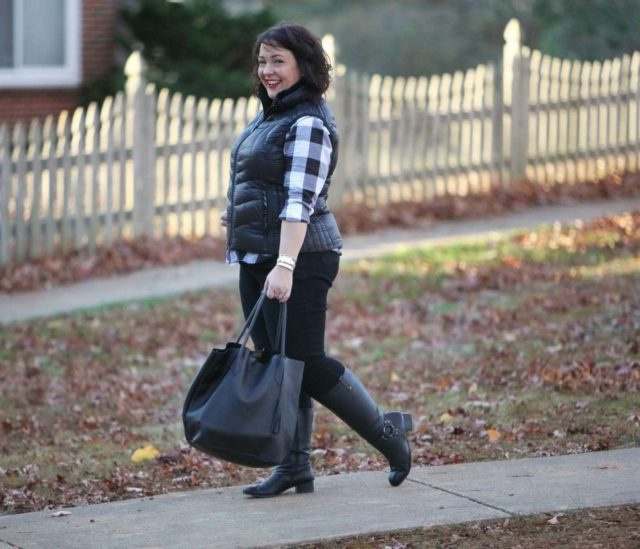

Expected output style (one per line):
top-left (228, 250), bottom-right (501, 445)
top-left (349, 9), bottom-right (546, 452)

top-left (280, 115), bottom-right (332, 223)
top-left (227, 115), bottom-right (332, 265)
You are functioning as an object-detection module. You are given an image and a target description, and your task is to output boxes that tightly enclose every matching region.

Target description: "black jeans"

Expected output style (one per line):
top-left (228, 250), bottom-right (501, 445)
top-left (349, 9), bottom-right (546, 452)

top-left (239, 251), bottom-right (346, 404)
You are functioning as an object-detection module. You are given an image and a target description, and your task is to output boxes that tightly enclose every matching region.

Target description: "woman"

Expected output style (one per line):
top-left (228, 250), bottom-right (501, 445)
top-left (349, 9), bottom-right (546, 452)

top-left (222, 21), bottom-right (413, 498)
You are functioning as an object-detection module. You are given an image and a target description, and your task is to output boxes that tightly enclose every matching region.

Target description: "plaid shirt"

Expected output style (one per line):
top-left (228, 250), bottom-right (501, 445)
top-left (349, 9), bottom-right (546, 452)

top-left (227, 115), bottom-right (333, 265)
top-left (280, 115), bottom-right (332, 223)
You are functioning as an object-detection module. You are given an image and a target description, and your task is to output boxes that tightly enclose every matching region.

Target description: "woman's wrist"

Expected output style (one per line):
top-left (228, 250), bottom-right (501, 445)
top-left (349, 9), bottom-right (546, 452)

top-left (276, 254), bottom-right (296, 271)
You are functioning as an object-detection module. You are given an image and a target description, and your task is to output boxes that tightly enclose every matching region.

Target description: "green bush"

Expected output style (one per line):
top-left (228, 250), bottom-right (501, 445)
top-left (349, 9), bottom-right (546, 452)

top-left (82, 0), bottom-right (275, 105)
top-left (122, 0), bottom-right (275, 99)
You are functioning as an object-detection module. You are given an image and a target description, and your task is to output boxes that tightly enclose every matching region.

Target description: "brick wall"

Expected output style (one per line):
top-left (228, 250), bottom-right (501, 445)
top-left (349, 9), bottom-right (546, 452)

top-left (82, 0), bottom-right (119, 83)
top-left (0, 90), bottom-right (81, 128)
top-left (0, 0), bottom-right (118, 127)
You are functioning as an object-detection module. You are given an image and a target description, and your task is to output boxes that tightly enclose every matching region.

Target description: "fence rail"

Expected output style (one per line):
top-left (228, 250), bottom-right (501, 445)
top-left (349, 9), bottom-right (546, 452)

top-left (1, 20), bottom-right (639, 267)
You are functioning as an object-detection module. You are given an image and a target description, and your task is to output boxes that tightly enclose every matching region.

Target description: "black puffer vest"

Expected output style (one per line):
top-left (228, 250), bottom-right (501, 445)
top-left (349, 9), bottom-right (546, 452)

top-left (227, 82), bottom-right (343, 255)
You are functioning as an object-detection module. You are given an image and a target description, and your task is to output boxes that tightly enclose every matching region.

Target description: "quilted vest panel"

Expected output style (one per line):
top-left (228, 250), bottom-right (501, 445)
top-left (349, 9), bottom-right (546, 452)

top-left (227, 84), bottom-right (343, 256)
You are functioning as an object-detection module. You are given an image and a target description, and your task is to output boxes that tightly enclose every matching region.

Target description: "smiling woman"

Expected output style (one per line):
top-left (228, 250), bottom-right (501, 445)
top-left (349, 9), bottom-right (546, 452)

top-left (217, 21), bottom-right (414, 499)
top-left (251, 22), bottom-right (333, 104)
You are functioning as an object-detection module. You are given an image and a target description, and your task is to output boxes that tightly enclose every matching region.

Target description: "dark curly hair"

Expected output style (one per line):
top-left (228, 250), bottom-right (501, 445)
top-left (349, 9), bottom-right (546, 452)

top-left (252, 22), bottom-right (332, 102)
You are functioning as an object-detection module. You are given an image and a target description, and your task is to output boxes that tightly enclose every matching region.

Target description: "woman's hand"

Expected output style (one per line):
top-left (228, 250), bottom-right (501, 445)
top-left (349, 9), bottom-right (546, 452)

top-left (220, 209), bottom-right (228, 228)
top-left (265, 221), bottom-right (306, 303)
top-left (264, 265), bottom-right (293, 303)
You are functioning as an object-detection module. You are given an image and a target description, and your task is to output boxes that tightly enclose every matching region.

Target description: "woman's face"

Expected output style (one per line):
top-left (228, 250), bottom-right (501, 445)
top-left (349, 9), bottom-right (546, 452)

top-left (257, 43), bottom-right (301, 99)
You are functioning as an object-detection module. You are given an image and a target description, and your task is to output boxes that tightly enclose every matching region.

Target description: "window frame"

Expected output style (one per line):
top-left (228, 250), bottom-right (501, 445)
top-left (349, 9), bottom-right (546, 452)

top-left (0, 0), bottom-right (82, 89)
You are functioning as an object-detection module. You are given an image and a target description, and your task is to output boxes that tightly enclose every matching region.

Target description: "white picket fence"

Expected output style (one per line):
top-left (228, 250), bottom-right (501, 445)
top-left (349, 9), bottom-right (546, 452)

top-left (1, 20), bottom-right (639, 267)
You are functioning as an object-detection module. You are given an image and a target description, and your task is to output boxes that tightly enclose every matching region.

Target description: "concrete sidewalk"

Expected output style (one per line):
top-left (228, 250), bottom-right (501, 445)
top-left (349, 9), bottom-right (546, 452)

top-left (2, 197), bottom-right (639, 324)
top-left (1, 448), bottom-right (638, 548)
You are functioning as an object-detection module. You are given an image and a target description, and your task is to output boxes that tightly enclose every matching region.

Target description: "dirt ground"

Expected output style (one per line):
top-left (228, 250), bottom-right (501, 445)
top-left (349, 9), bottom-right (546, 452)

top-left (290, 505), bottom-right (640, 548)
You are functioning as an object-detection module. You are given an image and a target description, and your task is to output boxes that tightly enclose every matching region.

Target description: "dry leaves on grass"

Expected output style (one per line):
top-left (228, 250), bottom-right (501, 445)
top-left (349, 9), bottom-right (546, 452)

top-left (1, 209), bottom-right (639, 514)
top-left (334, 172), bottom-right (640, 234)
top-left (0, 235), bottom-right (226, 293)
top-left (2, 174), bottom-right (639, 294)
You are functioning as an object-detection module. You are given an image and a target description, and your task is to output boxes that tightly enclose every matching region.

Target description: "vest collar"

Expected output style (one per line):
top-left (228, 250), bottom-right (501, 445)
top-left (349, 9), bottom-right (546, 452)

top-left (258, 79), bottom-right (313, 116)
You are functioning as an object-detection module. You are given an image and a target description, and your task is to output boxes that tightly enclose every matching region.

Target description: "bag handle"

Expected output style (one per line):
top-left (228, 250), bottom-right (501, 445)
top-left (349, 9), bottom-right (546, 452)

top-left (274, 302), bottom-right (287, 356)
top-left (236, 291), bottom-right (267, 346)
top-left (236, 291), bottom-right (287, 355)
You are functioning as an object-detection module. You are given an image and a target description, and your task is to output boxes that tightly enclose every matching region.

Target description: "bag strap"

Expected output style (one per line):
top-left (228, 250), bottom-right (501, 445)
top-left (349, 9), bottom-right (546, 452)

top-left (236, 291), bottom-right (267, 345)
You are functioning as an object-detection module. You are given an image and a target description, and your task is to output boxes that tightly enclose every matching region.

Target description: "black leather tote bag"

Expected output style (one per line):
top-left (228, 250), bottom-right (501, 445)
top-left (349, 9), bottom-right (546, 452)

top-left (182, 292), bottom-right (304, 467)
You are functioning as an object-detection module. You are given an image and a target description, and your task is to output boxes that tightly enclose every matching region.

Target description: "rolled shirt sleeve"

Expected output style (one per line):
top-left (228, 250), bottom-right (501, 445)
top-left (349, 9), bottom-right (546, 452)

top-left (279, 115), bottom-right (332, 223)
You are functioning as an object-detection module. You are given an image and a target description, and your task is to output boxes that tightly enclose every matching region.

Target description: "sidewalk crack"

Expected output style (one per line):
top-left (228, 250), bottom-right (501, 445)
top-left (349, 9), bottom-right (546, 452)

top-left (0, 538), bottom-right (25, 549)
top-left (408, 478), bottom-right (515, 517)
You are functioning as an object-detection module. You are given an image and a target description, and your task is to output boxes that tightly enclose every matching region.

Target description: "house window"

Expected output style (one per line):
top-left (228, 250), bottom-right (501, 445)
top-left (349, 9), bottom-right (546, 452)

top-left (0, 0), bottom-right (81, 88)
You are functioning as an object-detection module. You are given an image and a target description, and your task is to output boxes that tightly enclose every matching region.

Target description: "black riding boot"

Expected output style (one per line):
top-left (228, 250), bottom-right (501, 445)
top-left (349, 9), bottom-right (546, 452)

top-left (243, 405), bottom-right (314, 498)
top-left (316, 368), bottom-right (412, 486)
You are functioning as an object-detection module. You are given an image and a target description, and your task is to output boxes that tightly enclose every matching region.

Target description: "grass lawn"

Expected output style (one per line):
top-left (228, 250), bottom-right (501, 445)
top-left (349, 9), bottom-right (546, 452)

top-left (1, 211), bottom-right (638, 520)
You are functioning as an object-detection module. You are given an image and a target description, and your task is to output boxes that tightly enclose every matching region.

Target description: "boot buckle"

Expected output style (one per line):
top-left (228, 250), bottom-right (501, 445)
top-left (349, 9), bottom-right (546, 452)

top-left (382, 419), bottom-right (398, 439)
top-left (381, 412), bottom-right (413, 439)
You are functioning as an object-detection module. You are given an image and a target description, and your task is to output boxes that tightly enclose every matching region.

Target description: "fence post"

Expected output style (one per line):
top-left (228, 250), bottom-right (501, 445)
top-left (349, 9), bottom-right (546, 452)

top-left (0, 124), bottom-right (9, 266)
top-left (125, 52), bottom-right (156, 237)
top-left (503, 19), bottom-right (529, 181)
top-left (323, 34), bottom-right (347, 208)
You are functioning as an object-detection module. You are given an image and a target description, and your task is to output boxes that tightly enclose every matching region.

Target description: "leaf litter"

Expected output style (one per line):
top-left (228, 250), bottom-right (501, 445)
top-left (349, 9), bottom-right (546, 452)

top-left (1, 208), bottom-right (639, 515)
top-left (1, 174), bottom-right (638, 294)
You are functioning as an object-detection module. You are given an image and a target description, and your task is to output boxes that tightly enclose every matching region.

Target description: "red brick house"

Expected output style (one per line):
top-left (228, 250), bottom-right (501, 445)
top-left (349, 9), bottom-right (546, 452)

top-left (0, 0), bottom-right (118, 126)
